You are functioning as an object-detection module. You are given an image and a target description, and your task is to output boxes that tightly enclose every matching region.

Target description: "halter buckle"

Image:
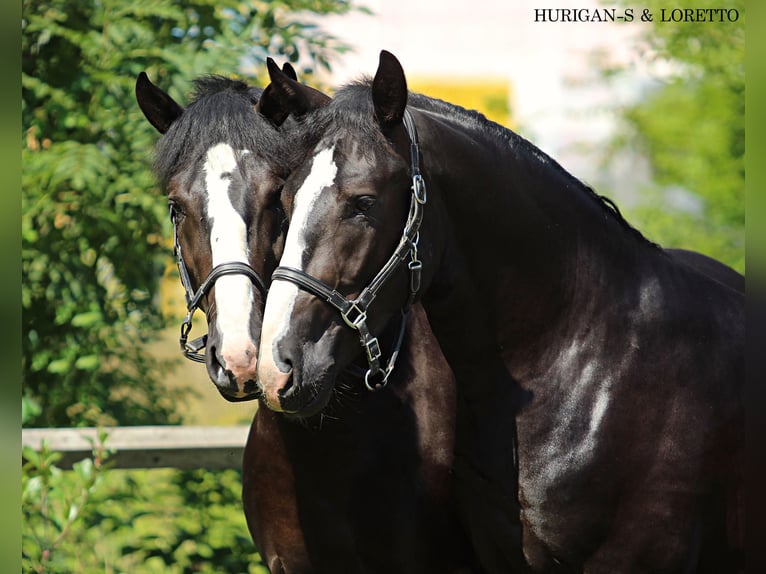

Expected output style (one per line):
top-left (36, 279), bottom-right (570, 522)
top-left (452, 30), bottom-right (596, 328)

top-left (179, 313), bottom-right (206, 363)
top-left (364, 336), bottom-right (382, 363)
top-left (408, 260), bottom-right (422, 294)
top-left (180, 313), bottom-right (193, 344)
top-left (412, 174), bottom-right (427, 205)
top-left (341, 302), bottom-right (367, 329)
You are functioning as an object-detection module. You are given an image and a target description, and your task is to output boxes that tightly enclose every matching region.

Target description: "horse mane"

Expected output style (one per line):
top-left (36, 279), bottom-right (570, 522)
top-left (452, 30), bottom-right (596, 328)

top-left (289, 78), bottom-right (388, 152)
top-left (407, 90), bottom-right (659, 249)
top-left (153, 76), bottom-right (288, 185)
top-left (311, 78), bottom-right (657, 249)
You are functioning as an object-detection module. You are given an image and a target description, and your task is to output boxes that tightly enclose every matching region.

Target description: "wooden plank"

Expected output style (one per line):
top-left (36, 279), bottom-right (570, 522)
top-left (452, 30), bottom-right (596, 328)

top-left (22, 425), bottom-right (252, 470)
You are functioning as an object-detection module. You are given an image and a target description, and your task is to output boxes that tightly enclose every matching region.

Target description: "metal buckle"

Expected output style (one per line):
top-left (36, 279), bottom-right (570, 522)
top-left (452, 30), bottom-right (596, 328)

top-left (364, 336), bottom-right (382, 363)
top-left (185, 335), bottom-right (207, 354)
top-left (412, 174), bottom-right (427, 204)
top-left (179, 317), bottom-right (206, 363)
top-left (408, 260), bottom-right (422, 294)
top-left (341, 302), bottom-right (367, 329)
top-left (180, 313), bottom-right (193, 347)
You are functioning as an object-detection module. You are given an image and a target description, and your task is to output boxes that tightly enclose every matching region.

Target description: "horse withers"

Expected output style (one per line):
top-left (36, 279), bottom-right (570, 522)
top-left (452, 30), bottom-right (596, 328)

top-left (256, 51), bottom-right (744, 573)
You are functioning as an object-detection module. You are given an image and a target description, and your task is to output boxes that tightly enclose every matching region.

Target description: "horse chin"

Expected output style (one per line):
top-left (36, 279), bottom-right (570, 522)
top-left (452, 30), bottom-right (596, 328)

top-left (266, 327), bottom-right (361, 419)
top-left (281, 367), bottom-right (338, 420)
top-left (217, 388), bottom-right (260, 403)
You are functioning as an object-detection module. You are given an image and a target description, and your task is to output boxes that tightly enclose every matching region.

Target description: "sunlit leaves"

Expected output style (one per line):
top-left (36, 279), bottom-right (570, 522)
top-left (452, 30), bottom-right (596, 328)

top-left (22, 439), bottom-right (268, 572)
top-left (603, 0), bottom-right (744, 271)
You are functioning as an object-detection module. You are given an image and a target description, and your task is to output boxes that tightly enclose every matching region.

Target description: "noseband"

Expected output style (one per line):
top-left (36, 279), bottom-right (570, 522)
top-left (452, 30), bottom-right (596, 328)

top-left (170, 207), bottom-right (268, 363)
top-left (272, 109), bottom-right (427, 390)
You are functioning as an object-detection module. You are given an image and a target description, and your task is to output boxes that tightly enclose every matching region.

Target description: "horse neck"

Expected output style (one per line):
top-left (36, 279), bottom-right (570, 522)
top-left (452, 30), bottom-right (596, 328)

top-left (414, 107), bottom-right (656, 364)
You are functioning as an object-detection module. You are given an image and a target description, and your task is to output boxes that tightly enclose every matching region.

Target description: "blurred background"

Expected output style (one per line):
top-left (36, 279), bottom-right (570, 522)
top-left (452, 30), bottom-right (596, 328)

top-left (21, 0), bottom-right (744, 571)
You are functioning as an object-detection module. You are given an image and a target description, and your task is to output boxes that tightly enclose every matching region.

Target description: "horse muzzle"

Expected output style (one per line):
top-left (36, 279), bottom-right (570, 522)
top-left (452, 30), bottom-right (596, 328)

top-left (207, 340), bottom-right (261, 402)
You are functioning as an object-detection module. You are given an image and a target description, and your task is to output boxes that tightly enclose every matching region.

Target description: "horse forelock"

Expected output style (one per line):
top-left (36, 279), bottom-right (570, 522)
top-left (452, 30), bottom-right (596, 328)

top-left (152, 77), bottom-right (289, 185)
top-left (190, 75), bottom-right (256, 102)
top-left (286, 78), bottom-right (391, 155)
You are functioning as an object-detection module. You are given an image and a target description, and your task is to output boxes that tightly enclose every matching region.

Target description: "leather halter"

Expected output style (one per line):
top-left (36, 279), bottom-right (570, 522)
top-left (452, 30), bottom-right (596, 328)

top-left (171, 207), bottom-right (268, 363)
top-left (271, 109), bottom-right (427, 390)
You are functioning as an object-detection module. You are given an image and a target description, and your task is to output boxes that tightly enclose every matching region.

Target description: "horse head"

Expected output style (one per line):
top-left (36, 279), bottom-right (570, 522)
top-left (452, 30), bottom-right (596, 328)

top-left (257, 51), bottom-right (443, 416)
top-left (135, 64), bottom-right (329, 402)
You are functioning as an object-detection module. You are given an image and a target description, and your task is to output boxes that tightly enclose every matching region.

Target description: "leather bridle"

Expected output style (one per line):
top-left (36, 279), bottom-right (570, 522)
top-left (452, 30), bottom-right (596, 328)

top-left (271, 109), bottom-right (427, 391)
top-left (170, 207), bottom-right (268, 363)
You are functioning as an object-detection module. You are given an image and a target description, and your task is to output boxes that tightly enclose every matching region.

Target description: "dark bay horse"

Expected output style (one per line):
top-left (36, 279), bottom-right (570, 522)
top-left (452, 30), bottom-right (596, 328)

top-left (136, 69), bottom-right (477, 573)
top-left (257, 51), bottom-right (745, 573)
top-left (135, 71), bottom-right (294, 401)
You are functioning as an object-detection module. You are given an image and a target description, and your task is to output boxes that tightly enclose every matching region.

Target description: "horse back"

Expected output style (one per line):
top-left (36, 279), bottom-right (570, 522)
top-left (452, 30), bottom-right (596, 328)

top-left (666, 248), bottom-right (744, 294)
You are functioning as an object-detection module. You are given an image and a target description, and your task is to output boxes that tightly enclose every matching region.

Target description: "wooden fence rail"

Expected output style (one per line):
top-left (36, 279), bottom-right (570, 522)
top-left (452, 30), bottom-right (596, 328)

top-left (21, 425), bottom-right (252, 470)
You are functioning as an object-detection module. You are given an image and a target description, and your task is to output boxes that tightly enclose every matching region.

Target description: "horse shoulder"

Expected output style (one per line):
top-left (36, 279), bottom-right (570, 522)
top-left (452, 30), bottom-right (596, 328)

top-left (514, 251), bottom-right (744, 564)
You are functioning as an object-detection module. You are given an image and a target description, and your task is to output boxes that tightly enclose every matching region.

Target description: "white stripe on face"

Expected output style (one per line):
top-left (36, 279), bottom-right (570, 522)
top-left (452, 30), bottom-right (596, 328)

top-left (204, 143), bottom-right (253, 350)
top-left (260, 145), bottom-right (337, 376)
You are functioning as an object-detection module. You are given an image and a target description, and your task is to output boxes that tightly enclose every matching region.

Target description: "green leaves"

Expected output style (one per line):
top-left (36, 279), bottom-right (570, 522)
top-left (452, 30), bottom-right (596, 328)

top-left (604, 0), bottom-right (744, 272)
top-left (23, 439), bottom-right (269, 573)
top-left (22, 435), bottom-right (114, 573)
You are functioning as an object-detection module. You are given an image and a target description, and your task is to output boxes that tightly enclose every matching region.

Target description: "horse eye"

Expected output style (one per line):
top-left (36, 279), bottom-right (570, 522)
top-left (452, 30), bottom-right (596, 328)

top-left (353, 195), bottom-right (377, 213)
top-left (266, 186), bottom-right (287, 217)
top-left (273, 202), bottom-right (287, 226)
top-left (168, 201), bottom-right (184, 222)
top-left (270, 183), bottom-right (285, 204)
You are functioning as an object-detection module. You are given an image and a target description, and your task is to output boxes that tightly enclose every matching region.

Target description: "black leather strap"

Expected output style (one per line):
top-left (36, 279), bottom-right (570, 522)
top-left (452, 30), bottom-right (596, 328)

top-left (270, 108), bottom-right (426, 388)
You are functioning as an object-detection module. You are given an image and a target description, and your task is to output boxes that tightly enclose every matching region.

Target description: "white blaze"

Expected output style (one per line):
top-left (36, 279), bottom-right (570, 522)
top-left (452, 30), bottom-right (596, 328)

top-left (204, 143), bottom-right (253, 350)
top-left (260, 146), bottom-right (337, 374)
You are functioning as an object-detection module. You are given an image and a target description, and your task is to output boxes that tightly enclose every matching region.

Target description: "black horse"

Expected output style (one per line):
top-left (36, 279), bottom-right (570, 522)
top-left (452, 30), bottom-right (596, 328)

top-left (257, 51), bottom-right (745, 573)
top-left (136, 69), bottom-right (478, 573)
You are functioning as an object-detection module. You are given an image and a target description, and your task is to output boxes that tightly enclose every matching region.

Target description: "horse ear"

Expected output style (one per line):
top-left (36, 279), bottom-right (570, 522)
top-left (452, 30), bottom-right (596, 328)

top-left (281, 62), bottom-right (298, 81)
top-left (135, 72), bottom-right (183, 134)
top-left (256, 58), bottom-right (330, 126)
top-left (372, 50), bottom-right (408, 130)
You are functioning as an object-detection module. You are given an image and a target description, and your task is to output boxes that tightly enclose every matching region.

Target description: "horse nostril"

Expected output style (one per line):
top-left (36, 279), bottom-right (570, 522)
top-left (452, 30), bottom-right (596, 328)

top-left (274, 346), bottom-right (293, 373)
top-left (276, 373), bottom-right (294, 399)
top-left (274, 349), bottom-right (293, 375)
top-left (206, 345), bottom-right (230, 386)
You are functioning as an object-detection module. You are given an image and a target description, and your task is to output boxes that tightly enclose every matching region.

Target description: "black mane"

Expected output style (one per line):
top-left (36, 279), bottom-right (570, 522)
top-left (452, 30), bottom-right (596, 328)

top-left (407, 89), bottom-right (657, 247)
top-left (153, 76), bottom-right (288, 185)
top-left (304, 78), bottom-right (656, 249)
top-left (288, 78), bottom-right (388, 152)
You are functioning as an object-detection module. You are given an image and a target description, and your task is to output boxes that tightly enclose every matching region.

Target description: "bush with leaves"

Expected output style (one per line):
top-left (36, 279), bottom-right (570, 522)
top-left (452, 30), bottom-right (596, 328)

top-left (22, 431), bottom-right (113, 573)
top-left (22, 0), bottom-right (359, 427)
top-left (23, 433), bottom-right (268, 573)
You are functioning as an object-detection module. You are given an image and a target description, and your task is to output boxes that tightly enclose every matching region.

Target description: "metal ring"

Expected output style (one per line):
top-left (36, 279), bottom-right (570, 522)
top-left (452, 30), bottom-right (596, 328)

top-left (364, 369), bottom-right (388, 392)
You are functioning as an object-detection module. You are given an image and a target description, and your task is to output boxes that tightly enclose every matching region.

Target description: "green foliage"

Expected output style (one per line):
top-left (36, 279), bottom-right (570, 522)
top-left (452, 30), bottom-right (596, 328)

top-left (23, 437), bottom-right (267, 573)
top-left (22, 431), bottom-right (113, 573)
top-left (603, 0), bottom-right (744, 271)
top-left (133, 470), bottom-right (269, 573)
top-left (22, 0), bottom-right (359, 427)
